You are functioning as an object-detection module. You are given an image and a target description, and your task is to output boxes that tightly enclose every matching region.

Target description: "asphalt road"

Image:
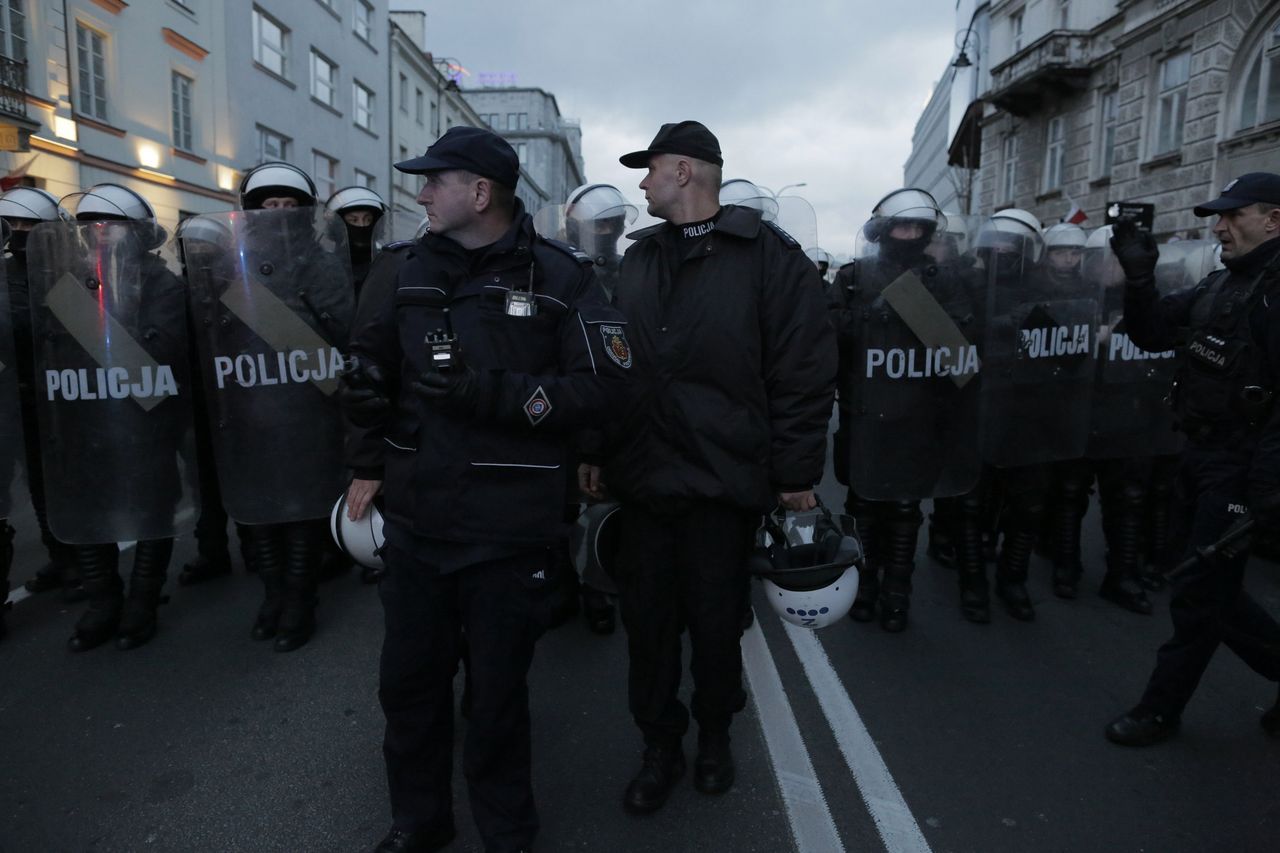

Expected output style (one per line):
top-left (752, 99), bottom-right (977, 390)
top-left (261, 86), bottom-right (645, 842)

top-left (2, 477), bottom-right (1279, 853)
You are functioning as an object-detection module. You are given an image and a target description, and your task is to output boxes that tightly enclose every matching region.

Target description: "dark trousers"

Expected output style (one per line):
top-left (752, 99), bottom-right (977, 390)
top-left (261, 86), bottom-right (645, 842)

top-left (1139, 446), bottom-right (1280, 717)
top-left (378, 543), bottom-right (553, 853)
top-left (615, 501), bottom-right (755, 745)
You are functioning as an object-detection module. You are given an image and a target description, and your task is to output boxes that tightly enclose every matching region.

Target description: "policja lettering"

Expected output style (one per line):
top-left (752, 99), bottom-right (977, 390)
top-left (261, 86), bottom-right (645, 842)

top-left (45, 364), bottom-right (178, 401)
top-left (864, 344), bottom-right (980, 379)
top-left (681, 219), bottom-right (716, 240)
top-left (211, 346), bottom-right (345, 389)
top-left (1107, 332), bottom-right (1175, 362)
top-left (1019, 323), bottom-right (1091, 359)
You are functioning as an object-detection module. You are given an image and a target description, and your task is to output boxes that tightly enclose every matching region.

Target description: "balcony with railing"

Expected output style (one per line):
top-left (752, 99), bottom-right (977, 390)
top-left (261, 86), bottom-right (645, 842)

top-left (0, 55), bottom-right (29, 120)
top-left (987, 30), bottom-right (1096, 116)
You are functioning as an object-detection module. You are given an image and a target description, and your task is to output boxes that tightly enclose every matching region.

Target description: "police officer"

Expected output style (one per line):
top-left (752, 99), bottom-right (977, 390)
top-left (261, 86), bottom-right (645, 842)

top-left (1105, 173), bottom-right (1280, 746)
top-left (583, 121), bottom-right (834, 813)
top-left (0, 188), bottom-right (80, 602)
top-left (326, 185), bottom-right (389, 296)
top-left (338, 126), bottom-right (629, 853)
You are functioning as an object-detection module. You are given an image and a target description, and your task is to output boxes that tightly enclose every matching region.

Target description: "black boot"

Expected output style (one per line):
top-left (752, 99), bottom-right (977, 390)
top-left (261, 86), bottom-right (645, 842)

top-left (1049, 466), bottom-right (1090, 600)
top-left (117, 539), bottom-right (174, 650)
top-left (0, 523), bottom-right (14, 640)
top-left (178, 551), bottom-right (231, 586)
top-left (849, 567), bottom-right (878, 622)
top-left (68, 545), bottom-right (123, 652)
top-left (1098, 476), bottom-right (1153, 616)
top-left (274, 523), bottom-right (319, 653)
top-left (951, 494), bottom-right (989, 624)
top-left (878, 502), bottom-right (921, 633)
top-left (582, 585), bottom-right (616, 635)
top-left (996, 531), bottom-right (1036, 622)
top-left (360, 563), bottom-right (386, 584)
top-left (693, 729), bottom-right (734, 794)
top-left (926, 502), bottom-right (956, 568)
top-left (623, 741), bottom-right (685, 814)
top-left (846, 490), bottom-right (879, 622)
top-left (247, 525), bottom-right (285, 641)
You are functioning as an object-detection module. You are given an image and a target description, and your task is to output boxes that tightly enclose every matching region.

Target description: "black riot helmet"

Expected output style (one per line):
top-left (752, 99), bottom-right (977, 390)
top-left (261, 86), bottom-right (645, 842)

top-left (863, 188), bottom-right (946, 267)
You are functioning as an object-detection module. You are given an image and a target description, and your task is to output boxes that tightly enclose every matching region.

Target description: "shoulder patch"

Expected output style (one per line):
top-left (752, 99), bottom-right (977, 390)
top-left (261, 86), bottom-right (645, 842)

top-left (542, 237), bottom-right (593, 265)
top-left (763, 220), bottom-right (801, 250)
top-left (381, 239), bottom-right (414, 252)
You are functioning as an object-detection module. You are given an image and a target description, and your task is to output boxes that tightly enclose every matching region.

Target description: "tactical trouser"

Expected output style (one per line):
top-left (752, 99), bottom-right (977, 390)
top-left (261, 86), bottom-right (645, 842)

top-left (69, 544), bottom-right (122, 652)
top-left (1048, 459), bottom-right (1094, 598)
top-left (117, 538), bottom-right (174, 649)
top-left (935, 491), bottom-right (988, 622)
top-left (993, 464), bottom-right (1049, 621)
top-left (845, 490), bottom-right (922, 628)
top-left (1142, 455), bottom-right (1180, 588)
top-left (246, 520), bottom-right (321, 651)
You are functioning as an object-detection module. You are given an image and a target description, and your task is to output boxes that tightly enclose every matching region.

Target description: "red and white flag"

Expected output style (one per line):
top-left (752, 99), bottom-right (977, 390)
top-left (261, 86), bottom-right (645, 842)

top-left (1063, 199), bottom-right (1088, 225)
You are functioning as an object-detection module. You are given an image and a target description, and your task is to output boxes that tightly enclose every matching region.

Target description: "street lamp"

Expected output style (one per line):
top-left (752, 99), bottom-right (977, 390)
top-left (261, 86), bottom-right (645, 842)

top-left (953, 26), bottom-right (979, 69)
top-left (775, 182), bottom-right (807, 197)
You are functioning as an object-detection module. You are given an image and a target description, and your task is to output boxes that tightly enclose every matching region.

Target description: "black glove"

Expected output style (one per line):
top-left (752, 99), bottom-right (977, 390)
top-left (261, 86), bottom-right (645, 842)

top-left (411, 361), bottom-right (492, 420)
top-left (1109, 220), bottom-right (1159, 282)
top-left (337, 356), bottom-right (392, 427)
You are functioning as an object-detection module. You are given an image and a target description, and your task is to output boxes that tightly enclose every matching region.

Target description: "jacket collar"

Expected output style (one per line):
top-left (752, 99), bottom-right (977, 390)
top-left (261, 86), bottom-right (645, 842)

top-left (419, 199), bottom-right (534, 271)
top-left (626, 203), bottom-right (764, 245)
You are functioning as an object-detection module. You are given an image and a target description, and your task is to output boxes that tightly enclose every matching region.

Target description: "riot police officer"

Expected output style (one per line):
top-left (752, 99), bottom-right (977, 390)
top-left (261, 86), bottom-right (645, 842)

top-left (1106, 173), bottom-right (1280, 745)
top-left (326, 185), bottom-right (389, 295)
top-left (338, 126), bottom-right (629, 853)
top-left (0, 188), bottom-right (79, 602)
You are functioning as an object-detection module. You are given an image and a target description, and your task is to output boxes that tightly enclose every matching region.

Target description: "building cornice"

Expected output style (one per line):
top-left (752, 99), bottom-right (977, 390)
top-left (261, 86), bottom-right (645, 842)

top-left (1112, 0), bottom-right (1218, 50)
top-left (162, 27), bottom-right (209, 62)
top-left (90, 0), bottom-right (128, 14)
top-left (29, 136), bottom-right (234, 203)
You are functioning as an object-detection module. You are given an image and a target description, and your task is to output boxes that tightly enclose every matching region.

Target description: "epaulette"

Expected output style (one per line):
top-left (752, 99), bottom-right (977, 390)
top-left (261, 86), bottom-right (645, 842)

top-left (541, 236), bottom-right (593, 265)
top-left (763, 219), bottom-right (801, 250)
top-left (626, 222), bottom-right (666, 242)
top-left (380, 239), bottom-right (414, 252)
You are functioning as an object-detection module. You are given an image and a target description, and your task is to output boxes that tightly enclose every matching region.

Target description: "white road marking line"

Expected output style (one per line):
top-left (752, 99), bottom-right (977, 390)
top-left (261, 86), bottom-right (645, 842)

top-left (741, 620), bottom-right (845, 853)
top-left (784, 623), bottom-right (933, 853)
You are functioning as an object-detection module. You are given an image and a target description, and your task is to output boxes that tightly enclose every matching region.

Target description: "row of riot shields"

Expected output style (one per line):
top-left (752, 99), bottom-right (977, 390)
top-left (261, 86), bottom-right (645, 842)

top-left (842, 215), bottom-right (1217, 501)
top-left (10, 208), bottom-right (353, 544)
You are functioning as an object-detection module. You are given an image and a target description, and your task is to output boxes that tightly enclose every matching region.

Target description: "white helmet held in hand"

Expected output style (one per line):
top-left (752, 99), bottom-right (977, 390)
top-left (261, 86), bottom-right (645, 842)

top-left (749, 505), bottom-right (863, 629)
top-left (330, 492), bottom-right (387, 569)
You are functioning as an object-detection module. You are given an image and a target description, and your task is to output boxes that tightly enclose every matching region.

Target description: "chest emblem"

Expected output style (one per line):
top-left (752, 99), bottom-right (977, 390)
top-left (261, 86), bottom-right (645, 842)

top-left (600, 324), bottom-right (632, 369)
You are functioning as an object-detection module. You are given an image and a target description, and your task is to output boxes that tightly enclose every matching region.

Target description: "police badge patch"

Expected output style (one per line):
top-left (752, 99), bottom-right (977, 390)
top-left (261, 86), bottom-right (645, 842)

top-left (600, 324), bottom-right (632, 369)
top-left (524, 385), bottom-right (552, 427)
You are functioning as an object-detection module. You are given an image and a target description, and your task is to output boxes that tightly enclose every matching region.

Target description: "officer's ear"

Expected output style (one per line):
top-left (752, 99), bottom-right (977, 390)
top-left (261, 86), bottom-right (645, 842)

top-left (674, 157), bottom-right (692, 188)
top-left (1261, 203), bottom-right (1280, 235)
top-left (472, 177), bottom-right (493, 214)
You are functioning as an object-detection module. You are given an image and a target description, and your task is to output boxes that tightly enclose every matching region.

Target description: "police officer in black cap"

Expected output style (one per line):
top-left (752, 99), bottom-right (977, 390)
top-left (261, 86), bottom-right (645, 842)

top-left (1105, 172), bottom-right (1280, 746)
top-left (338, 125), bottom-right (630, 853)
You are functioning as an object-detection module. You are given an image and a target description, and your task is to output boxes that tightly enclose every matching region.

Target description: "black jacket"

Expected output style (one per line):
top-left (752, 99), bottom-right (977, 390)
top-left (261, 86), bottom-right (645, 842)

top-left (604, 204), bottom-right (836, 512)
top-left (347, 205), bottom-right (630, 546)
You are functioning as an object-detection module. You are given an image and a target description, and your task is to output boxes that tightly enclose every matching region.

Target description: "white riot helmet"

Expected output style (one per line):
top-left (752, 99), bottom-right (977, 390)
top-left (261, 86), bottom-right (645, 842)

top-left (330, 492), bottom-right (386, 570)
top-left (1084, 224), bottom-right (1114, 250)
top-left (325, 186), bottom-right (388, 218)
top-left (975, 207), bottom-right (1044, 268)
top-left (239, 161), bottom-right (317, 210)
top-left (865, 188), bottom-right (947, 240)
top-left (0, 187), bottom-right (69, 223)
top-left (1044, 222), bottom-right (1088, 250)
top-left (750, 505), bottom-right (863, 629)
top-left (68, 183), bottom-right (156, 221)
top-left (565, 184), bottom-right (637, 263)
top-left (1083, 225), bottom-right (1124, 286)
top-left (580, 501), bottom-right (624, 582)
top-left (720, 178), bottom-right (779, 220)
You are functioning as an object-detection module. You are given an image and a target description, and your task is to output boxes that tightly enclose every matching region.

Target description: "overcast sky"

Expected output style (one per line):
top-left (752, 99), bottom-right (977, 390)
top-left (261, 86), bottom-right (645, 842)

top-left (399, 1), bottom-right (957, 258)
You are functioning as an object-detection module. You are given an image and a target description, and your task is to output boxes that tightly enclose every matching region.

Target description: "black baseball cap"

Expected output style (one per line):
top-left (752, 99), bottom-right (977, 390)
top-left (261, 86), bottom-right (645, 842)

top-left (620, 121), bottom-right (723, 168)
top-left (395, 126), bottom-right (520, 188)
top-left (1193, 172), bottom-right (1280, 216)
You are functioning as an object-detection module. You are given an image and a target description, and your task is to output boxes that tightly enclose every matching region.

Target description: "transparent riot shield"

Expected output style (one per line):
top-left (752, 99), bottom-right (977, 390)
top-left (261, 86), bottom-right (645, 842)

top-left (183, 207), bottom-right (354, 525)
top-left (535, 193), bottom-right (636, 302)
top-left (980, 262), bottom-right (1099, 467)
top-left (26, 220), bottom-right (199, 543)
top-left (846, 216), bottom-right (986, 500)
top-left (775, 196), bottom-right (819, 256)
top-left (0, 259), bottom-right (21, 519)
top-left (1085, 238), bottom-right (1214, 458)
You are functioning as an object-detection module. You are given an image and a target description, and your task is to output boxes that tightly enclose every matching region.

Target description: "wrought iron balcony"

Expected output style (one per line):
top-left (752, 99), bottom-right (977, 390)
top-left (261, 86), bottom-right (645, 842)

top-left (987, 31), bottom-right (1094, 116)
top-left (0, 55), bottom-right (29, 119)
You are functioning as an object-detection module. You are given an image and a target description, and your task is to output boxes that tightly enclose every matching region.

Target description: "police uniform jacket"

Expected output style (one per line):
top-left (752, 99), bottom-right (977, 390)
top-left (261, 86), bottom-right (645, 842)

top-left (1124, 236), bottom-right (1280, 500)
top-left (604, 203), bottom-right (835, 512)
top-left (347, 204), bottom-right (630, 547)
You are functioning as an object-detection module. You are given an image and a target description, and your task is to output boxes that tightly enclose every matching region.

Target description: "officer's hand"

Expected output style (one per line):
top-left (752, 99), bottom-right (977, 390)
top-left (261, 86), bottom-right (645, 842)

top-left (578, 464), bottom-right (607, 501)
top-left (1109, 220), bottom-right (1158, 282)
top-left (338, 357), bottom-right (392, 426)
top-left (346, 478), bottom-right (382, 521)
top-left (411, 362), bottom-right (488, 419)
top-left (779, 489), bottom-right (817, 511)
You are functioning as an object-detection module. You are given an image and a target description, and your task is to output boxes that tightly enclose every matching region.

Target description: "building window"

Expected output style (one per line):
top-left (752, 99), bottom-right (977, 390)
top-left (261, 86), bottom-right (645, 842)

top-left (171, 71), bottom-right (194, 151)
top-left (252, 8), bottom-right (288, 77)
top-left (1097, 90), bottom-right (1117, 176)
top-left (1239, 21), bottom-right (1280, 130)
top-left (430, 102), bottom-right (438, 132)
top-left (313, 151), bottom-right (337, 199)
top-left (1154, 51), bottom-right (1190, 155)
top-left (1002, 133), bottom-right (1018, 200)
top-left (506, 112), bottom-right (528, 131)
top-left (414, 88), bottom-right (424, 124)
top-left (515, 142), bottom-right (527, 165)
top-left (1042, 116), bottom-right (1065, 192)
top-left (0, 0), bottom-right (28, 65)
top-left (75, 23), bottom-right (107, 120)
top-left (398, 72), bottom-right (407, 112)
top-left (1011, 9), bottom-right (1024, 53)
top-left (311, 50), bottom-right (337, 107)
top-left (354, 169), bottom-right (375, 190)
top-left (257, 125), bottom-right (289, 163)
top-left (398, 145), bottom-right (411, 190)
top-left (354, 0), bottom-right (373, 42)
top-left (353, 81), bottom-right (374, 130)
top-left (1058, 0), bottom-right (1069, 30)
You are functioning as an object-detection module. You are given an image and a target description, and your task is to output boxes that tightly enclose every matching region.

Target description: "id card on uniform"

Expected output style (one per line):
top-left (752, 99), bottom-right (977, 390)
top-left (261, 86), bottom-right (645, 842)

top-left (505, 290), bottom-right (537, 317)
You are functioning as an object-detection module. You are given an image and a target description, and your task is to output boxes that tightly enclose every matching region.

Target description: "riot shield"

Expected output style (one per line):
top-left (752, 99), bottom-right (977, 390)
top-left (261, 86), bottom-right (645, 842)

top-left (775, 196), bottom-right (818, 255)
top-left (26, 220), bottom-right (199, 543)
top-left (978, 221), bottom-right (1099, 468)
top-left (845, 216), bottom-right (986, 500)
top-left (1085, 237), bottom-right (1213, 458)
top-left (533, 198), bottom-right (633, 301)
top-left (183, 207), bottom-right (354, 525)
top-left (0, 258), bottom-right (21, 519)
